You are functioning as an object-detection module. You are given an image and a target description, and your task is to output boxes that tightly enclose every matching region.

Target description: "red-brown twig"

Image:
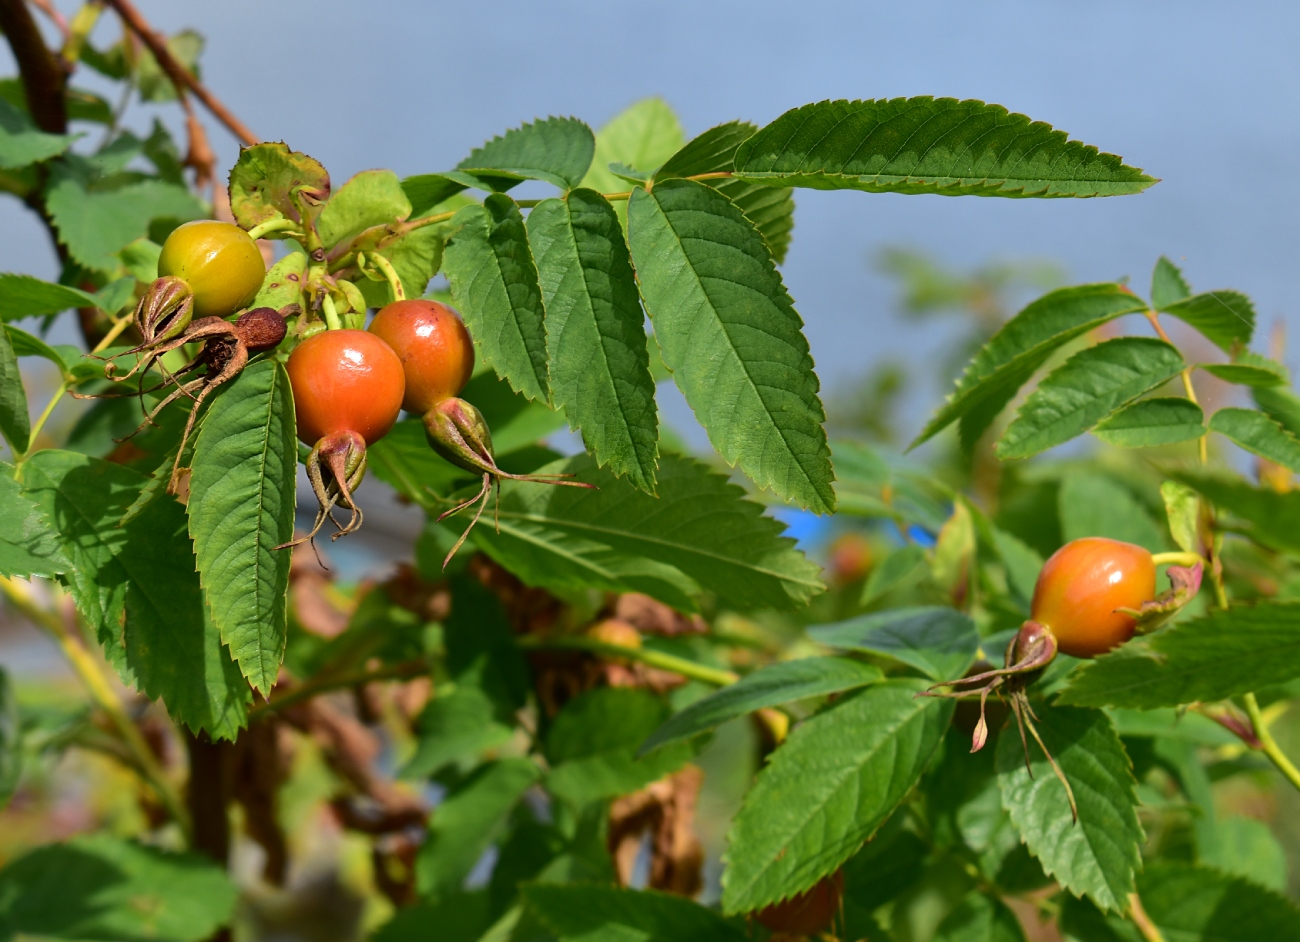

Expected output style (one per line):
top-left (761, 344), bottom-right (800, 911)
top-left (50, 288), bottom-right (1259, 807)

top-left (101, 0), bottom-right (259, 145)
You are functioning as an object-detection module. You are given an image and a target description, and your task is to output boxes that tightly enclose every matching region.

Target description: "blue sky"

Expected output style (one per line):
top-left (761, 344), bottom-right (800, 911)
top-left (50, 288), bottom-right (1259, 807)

top-left (3, 0), bottom-right (1298, 436)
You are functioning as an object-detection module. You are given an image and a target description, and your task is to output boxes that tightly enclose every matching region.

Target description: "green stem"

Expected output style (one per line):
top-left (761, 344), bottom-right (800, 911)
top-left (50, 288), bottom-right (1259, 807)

top-left (321, 293), bottom-right (342, 331)
top-left (0, 576), bottom-right (193, 841)
top-left (246, 217), bottom-right (303, 241)
top-left (367, 253), bottom-right (405, 302)
top-left (1150, 551), bottom-right (1204, 568)
top-left (16, 310), bottom-right (133, 468)
top-left (1244, 692), bottom-right (1300, 794)
top-left (517, 636), bottom-right (738, 686)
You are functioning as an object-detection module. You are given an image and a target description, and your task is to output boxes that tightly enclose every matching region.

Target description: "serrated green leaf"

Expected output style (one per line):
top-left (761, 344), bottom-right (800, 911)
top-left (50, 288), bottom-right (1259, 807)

top-left (188, 360), bottom-right (296, 695)
top-left (444, 194), bottom-right (549, 402)
top-left (356, 223), bottom-right (447, 307)
top-left (528, 189), bottom-right (658, 490)
top-left (1159, 290), bottom-right (1254, 353)
top-left (0, 97), bottom-right (76, 169)
top-left (860, 543), bottom-right (930, 605)
top-left (641, 657), bottom-right (882, 755)
top-left (0, 834), bottom-right (238, 941)
top-left (228, 142), bottom-right (330, 231)
top-left (721, 679), bottom-right (952, 913)
top-left (1093, 397), bottom-right (1205, 447)
top-left (1208, 407), bottom-right (1300, 473)
top-left (1172, 470), bottom-right (1300, 554)
top-left (0, 323), bottom-right (29, 452)
top-left (808, 607), bottom-right (979, 680)
top-left (22, 450), bottom-right (251, 737)
top-left (1160, 480), bottom-right (1200, 555)
top-left (656, 121), bottom-right (796, 264)
top-left (317, 168), bottom-right (411, 248)
top-left (913, 284), bottom-right (1148, 448)
top-left (524, 884), bottom-right (747, 942)
top-left (1200, 352), bottom-right (1287, 387)
top-left (400, 174), bottom-right (469, 218)
top-left (1150, 256), bottom-right (1191, 311)
top-left (470, 453), bottom-right (824, 613)
top-left (118, 237), bottom-right (161, 282)
top-left (94, 277), bottom-right (135, 316)
top-left (6, 325), bottom-right (77, 374)
top-left (1202, 816), bottom-right (1288, 892)
top-left (1136, 861), bottom-right (1300, 940)
top-left (0, 666), bottom-right (18, 810)
top-left (580, 97), bottom-right (686, 194)
top-left (733, 98), bottom-right (1155, 198)
top-left (0, 467), bottom-right (67, 580)
top-left (933, 892), bottom-right (1028, 942)
top-left (47, 176), bottom-right (206, 272)
top-left (993, 527), bottom-right (1043, 603)
top-left (1059, 472), bottom-right (1164, 552)
top-left (628, 179), bottom-right (833, 512)
top-left (455, 116), bottom-right (595, 191)
top-left (996, 705), bottom-right (1142, 912)
top-left (832, 439), bottom-right (952, 530)
top-left (1253, 385), bottom-right (1300, 438)
top-left (0, 273), bottom-right (99, 322)
top-left (415, 758), bottom-right (541, 896)
top-left (252, 250), bottom-right (307, 310)
top-left (1060, 601), bottom-right (1300, 709)
top-left (996, 338), bottom-right (1185, 459)
top-left (546, 687), bottom-right (692, 806)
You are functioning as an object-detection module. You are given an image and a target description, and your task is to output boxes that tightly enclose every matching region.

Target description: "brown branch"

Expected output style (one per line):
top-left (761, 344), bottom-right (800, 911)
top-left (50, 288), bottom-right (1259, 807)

top-left (0, 0), bottom-right (68, 133)
top-left (101, 0), bottom-right (259, 146)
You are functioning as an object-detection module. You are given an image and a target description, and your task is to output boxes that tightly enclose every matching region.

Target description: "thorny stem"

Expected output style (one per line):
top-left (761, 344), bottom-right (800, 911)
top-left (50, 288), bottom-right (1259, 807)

top-left (17, 310), bottom-right (134, 466)
top-left (0, 576), bottom-right (193, 841)
top-left (1244, 692), bottom-right (1300, 794)
top-left (102, 0), bottom-right (259, 145)
top-left (516, 636), bottom-right (739, 686)
top-left (250, 659), bottom-right (431, 720)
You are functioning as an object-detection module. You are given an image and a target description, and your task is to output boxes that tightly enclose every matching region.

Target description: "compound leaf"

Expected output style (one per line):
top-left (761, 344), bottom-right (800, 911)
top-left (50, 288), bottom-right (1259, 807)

top-left (733, 98), bottom-right (1155, 198)
top-left (528, 189), bottom-right (658, 490)
top-left (996, 338), bottom-right (1185, 459)
top-left (628, 178), bottom-right (834, 512)
top-left (721, 679), bottom-right (952, 913)
top-left (1060, 601), bottom-right (1300, 709)
top-left (640, 657), bottom-right (882, 754)
top-left (808, 607), bottom-right (979, 680)
top-left (1208, 407), bottom-right (1300, 473)
top-left (469, 453), bottom-right (824, 613)
top-left (188, 359), bottom-right (296, 696)
top-left (1093, 397), bottom-right (1205, 448)
top-left (444, 194), bottom-right (549, 402)
top-left (996, 705), bottom-right (1142, 912)
top-left (912, 284), bottom-right (1148, 448)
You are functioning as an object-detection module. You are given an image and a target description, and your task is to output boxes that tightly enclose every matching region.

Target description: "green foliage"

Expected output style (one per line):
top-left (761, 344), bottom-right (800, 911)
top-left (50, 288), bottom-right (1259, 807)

top-left (22, 450), bottom-right (251, 737)
top-left (1208, 407), bottom-right (1300, 473)
top-left (1159, 289), bottom-right (1255, 352)
top-left (721, 680), bottom-right (953, 913)
top-left (524, 884), bottom-right (747, 941)
top-left (1201, 352), bottom-right (1288, 387)
top-left (1253, 384), bottom-right (1300, 437)
top-left (0, 97), bottom-right (76, 169)
top-left (252, 251), bottom-right (307, 310)
top-left (316, 169), bottom-right (412, 247)
top-left (1149, 255), bottom-right (1191, 310)
top-left (628, 178), bottom-right (834, 512)
top-left (933, 892), bottom-right (1028, 942)
top-left (580, 97), bottom-right (686, 194)
top-left (1092, 397), bottom-right (1205, 447)
top-left (469, 453), bottom-right (824, 612)
top-left (444, 194), bottom-right (550, 402)
top-left (47, 176), bottom-right (205, 271)
top-left (416, 759), bottom-right (541, 896)
top-left (808, 607), bottom-right (980, 680)
top-left (1174, 470), bottom-right (1300, 554)
top-left (913, 284), bottom-right (1148, 449)
top-left (1136, 862), bottom-right (1300, 940)
top-left (0, 273), bottom-right (99, 322)
top-left (1061, 602), bottom-right (1300, 709)
top-left (453, 116), bottom-right (596, 191)
top-left (228, 141), bottom-right (330, 230)
top-left (0, 834), bottom-right (238, 941)
top-left (187, 360), bottom-right (296, 696)
top-left (656, 121), bottom-right (797, 264)
top-left (528, 188), bottom-right (659, 489)
top-left (733, 98), bottom-right (1155, 197)
top-left (0, 667), bottom-right (16, 810)
top-left (1058, 472), bottom-right (1164, 551)
top-left (996, 706), bottom-right (1142, 912)
top-left (640, 657), bottom-right (883, 754)
top-left (995, 338), bottom-right (1186, 459)
top-left (0, 325), bottom-right (28, 453)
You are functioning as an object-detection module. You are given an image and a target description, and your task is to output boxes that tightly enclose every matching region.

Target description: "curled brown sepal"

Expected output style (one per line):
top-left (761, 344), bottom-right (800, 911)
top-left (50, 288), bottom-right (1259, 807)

top-left (1116, 562), bottom-right (1203, 635)
top-left (422, 396), bottom-right (597, 569)
top-left (101, 276), bottom-right (195, 380)
top-left (277, 430), bottom-right (369, 559)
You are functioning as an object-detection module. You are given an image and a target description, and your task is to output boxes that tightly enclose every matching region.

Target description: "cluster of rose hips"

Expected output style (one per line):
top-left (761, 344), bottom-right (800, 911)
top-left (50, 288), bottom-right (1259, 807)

top-left (99, 217), bottom-right (582, 562)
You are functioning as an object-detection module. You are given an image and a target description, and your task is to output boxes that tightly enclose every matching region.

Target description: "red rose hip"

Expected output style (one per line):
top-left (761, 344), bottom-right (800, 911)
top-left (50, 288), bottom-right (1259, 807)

top-left (368, 299), bottom-right (474, 413)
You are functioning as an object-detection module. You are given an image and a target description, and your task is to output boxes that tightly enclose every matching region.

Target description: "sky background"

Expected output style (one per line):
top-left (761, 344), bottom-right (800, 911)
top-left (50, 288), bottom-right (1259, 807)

top-left (2, 0), bottom-right (1296, 477)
